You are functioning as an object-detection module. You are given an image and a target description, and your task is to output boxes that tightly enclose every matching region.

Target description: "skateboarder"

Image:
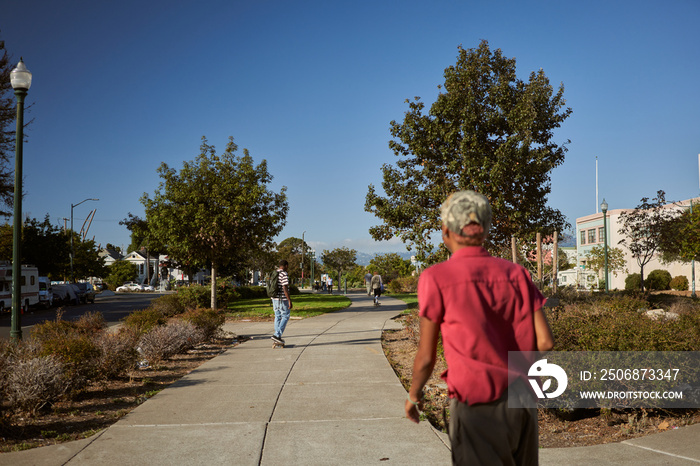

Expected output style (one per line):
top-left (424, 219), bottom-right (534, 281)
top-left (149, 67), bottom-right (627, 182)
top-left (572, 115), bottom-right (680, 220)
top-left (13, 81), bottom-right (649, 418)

top-left (371, 271), bottom-right (383, 306)
top-left (271, 259), bottom-right (292, 346)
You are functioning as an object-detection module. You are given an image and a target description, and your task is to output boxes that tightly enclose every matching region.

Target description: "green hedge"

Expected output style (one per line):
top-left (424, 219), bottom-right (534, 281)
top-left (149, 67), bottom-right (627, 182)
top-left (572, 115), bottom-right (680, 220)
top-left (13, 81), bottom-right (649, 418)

top-left (546, 294), bottom-right (700, 351)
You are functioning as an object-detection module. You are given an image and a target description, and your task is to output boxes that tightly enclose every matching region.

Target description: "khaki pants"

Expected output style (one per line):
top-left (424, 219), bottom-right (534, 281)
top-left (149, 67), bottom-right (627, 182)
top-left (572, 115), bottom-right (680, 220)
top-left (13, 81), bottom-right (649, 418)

top-left (449, 379), bottom-right (538, 465)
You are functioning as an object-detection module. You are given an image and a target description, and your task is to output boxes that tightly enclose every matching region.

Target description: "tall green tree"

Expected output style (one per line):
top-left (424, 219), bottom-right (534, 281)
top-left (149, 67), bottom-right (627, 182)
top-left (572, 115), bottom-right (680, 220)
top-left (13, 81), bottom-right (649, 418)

top-left (106, 260), bottom-right (138, 289)
top-left (369, 253), bottom-right (413, 282)
top-left (0, 215), bottom-right (104, 280)
top-left (321, 247), bottom-right (357, 291)
top-left (658, 203), bottom-right (700, 264)
top-left (618, 190), bottom-right (678, 292)
top-left (141, 136), bottom-right (288, 309)
top-left (277, 237), bottom-right (313, 284)
top-left (584, 245), bottom-right (628, 279)
top-left (365, 40), bottom-right (572, 265)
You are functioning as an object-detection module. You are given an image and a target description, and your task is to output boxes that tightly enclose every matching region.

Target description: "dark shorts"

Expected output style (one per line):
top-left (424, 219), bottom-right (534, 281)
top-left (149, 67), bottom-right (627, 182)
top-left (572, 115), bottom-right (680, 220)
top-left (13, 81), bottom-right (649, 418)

top-left (373, 288), bottom-right (382, 297)
top-left (449, 378), bottom-right (538, 465)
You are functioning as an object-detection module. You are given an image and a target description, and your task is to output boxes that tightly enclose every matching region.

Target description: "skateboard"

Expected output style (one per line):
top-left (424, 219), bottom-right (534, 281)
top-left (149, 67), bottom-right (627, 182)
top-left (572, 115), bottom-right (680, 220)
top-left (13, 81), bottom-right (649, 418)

top-left (272, 341), bottom-right (284, 349)
top-left (374, 301), bottom-right (381, 307)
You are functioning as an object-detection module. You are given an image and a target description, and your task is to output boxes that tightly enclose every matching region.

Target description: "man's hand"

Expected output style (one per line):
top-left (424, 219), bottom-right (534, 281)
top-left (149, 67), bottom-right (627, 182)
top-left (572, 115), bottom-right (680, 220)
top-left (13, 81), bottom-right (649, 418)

top-left (405, 396), bottom-right (423, 424)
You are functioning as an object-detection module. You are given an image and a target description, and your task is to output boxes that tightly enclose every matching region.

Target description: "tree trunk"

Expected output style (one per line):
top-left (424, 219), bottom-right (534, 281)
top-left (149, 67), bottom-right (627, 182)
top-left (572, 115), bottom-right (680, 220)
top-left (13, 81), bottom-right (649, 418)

top-left (511, 236), bottom-right (517, 263)
top-left (211, 264), bottom-right (217, 309)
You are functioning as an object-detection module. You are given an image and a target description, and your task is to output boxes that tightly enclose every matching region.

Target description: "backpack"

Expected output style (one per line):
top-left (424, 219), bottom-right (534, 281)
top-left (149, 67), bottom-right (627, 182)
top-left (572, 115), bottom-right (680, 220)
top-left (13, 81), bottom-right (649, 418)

top-left (266, 269), bottom-right (280, 298)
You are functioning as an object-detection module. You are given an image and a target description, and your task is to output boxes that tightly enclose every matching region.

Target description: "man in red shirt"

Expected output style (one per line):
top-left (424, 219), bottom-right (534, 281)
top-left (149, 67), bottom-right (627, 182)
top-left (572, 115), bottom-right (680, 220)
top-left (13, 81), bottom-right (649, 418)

top-left (404, 190), bottom-right (554, 465)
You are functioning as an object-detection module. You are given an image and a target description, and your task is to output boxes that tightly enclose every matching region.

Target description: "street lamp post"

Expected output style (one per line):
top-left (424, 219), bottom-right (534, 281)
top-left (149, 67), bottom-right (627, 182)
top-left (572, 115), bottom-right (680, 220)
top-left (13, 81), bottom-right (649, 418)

top-left (10, 59), bottom-right (32, 341)
top-left (601, 199), bottom-right (609, 293)
top-left (70, 198), bottom-right (99, 283)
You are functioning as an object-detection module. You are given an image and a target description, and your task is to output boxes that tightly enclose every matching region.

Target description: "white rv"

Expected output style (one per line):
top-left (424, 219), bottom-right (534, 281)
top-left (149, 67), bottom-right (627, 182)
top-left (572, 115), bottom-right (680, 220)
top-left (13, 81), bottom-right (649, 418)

top-left (0, 264), bottom-right (40, 311)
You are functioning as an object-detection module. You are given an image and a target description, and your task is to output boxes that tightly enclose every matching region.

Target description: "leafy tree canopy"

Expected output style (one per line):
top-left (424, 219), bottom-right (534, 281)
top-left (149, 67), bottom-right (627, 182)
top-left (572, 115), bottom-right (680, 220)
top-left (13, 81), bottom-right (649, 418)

top-left (105, 260), bottom-right (138, 289)
top-left (321, 247), bottom-right (357, 287)
top-left (368, 253), bottom-right (414, 282)
top-left (0, 215), bottom-right (105, 280)
top-left (141, 136), bottom-right (288, 308)
top-left (584, 245), bottom-right (628, 277)
top-left (658, 202), bottom-right (700, 264)
top-left (618, 190), bottom-right (679, 291)
top-left (277, 237), bottom-right (314, 284)
top-left (365, 40), bottom-right (572, 265)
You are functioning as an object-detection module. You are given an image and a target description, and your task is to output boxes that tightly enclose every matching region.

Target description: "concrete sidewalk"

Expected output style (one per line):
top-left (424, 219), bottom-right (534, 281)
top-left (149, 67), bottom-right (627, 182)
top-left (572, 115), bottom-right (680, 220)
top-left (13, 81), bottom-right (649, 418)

top-left (4, 293), bottom-right (700, 465)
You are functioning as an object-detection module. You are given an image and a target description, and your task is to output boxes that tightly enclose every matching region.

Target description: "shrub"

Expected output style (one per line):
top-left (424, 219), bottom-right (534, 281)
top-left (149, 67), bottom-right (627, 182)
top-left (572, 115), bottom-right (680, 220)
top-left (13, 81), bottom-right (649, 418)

top-left (174, 285), bottom-right (210, 310)
top-left (546, 294), bottom-right (700, 352)
top-left (32, 317), bottom-right (101, 390)
top-left (93, 329), bottom-right (139, 379)
top-left (670, 275), bottom-right (689, 291)
top-left (180, 308), bottom-right (225, 340)
top-left (645, 269), bottom-right (672, 291)
top-left (233, 286), bottom-right (267, 300)
top-left (149, 293), bottom-right (186, 317)
top-left (138, 321), bottom-right (204, 362)
top-left (5, 353), bottom-right (65, 414)
top-left (387, 276), bottom-right (419, 293)
top-left (75, 311), bottom-right (106, 334)
top-left (122, 308), bottom-right (167, 335)
top-left (175, 284), bottom-right (239, 310)
top-left (625, 273), bottom-right (642, 291)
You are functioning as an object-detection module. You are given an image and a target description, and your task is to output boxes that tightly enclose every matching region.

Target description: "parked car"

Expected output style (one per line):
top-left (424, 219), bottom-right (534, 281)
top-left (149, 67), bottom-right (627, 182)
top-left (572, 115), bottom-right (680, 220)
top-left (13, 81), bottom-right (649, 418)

top-left (142, 284), bottom-right (155, 292)
top-left (74, 283), bottom-right (97, 303)
top-left (116, 282), bottom-right (144, 292)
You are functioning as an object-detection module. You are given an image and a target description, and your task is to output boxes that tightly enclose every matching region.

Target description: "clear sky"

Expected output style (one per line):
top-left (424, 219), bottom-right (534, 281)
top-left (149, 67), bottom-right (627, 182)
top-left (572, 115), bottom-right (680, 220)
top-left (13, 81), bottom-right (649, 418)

top-left (2, 0), bottom-right (699, 256)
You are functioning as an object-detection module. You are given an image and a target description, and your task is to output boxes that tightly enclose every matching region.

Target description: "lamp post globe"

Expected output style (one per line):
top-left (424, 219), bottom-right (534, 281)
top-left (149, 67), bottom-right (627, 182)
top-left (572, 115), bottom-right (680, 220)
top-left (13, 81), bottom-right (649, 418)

top-left (600, 199), bottom-right (609, 293)
top-left (10, 59), bottom-right (32, 341)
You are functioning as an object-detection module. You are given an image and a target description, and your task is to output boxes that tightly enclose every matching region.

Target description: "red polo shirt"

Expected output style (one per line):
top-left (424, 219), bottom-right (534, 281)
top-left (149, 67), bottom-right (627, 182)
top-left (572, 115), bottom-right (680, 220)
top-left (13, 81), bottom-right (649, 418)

top-left (418, 246), bottom-right (545, 405)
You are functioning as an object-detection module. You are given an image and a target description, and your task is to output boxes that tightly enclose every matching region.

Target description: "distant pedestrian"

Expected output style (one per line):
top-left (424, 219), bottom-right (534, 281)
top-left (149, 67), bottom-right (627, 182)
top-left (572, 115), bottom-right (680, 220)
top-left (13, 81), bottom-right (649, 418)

top-left (270, 259), bottom-right (293, 345)
top-left (404, 190), bottom-right (554, 465)
top-left (327, 276), bottom-right (333, 294)
top-left (364, 272), bottom-right (373, 296)
top-left (371, 271), bottom-right (383, 305)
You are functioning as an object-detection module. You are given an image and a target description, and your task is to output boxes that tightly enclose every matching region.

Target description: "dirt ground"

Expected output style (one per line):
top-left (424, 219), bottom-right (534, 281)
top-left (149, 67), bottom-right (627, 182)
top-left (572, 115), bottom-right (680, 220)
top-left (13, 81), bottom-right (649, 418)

top-left (0, 330), bottom-right (242, 452)
top-left (380, 315), bottom-right (700, 448)
top-left (2, 312), bottom-right (698, 452)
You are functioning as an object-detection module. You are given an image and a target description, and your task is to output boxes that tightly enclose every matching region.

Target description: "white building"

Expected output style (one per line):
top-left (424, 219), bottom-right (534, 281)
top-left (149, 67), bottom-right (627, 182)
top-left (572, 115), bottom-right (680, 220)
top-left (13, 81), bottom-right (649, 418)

top-left (575, 197), bottom-right (699, 291)
top-left (107, 249), bottom-right (208, 286)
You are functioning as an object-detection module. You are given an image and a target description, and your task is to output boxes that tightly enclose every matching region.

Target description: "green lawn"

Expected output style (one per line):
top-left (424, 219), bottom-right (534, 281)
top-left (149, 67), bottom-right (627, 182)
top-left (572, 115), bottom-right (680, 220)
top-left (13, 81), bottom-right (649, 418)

top-left (387, 292), bottom-right (418, 313)
top-left (226, 293), bottom-right (351, 320)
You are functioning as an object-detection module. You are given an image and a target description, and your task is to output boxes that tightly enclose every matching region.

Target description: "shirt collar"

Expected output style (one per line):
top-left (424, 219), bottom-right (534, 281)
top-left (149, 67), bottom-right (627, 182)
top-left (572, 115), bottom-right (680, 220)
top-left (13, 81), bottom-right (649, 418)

top-left (450, 246), bottom-right (490, 259)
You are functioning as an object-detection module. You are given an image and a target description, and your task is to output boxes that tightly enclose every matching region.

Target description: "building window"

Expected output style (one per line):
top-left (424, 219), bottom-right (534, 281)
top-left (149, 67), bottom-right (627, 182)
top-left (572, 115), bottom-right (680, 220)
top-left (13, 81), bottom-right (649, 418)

top-left (580, 230), bottom-right (586, 244)
top-left (598, 227), bottom-right (605, 243)
top-left (588, 229), bottom-right (596, 244)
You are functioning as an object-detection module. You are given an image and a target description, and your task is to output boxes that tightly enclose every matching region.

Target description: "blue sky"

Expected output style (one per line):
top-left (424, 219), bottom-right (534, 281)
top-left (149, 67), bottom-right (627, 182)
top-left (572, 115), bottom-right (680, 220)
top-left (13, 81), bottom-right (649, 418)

top-left (2, 0), bottom-right (699, 256)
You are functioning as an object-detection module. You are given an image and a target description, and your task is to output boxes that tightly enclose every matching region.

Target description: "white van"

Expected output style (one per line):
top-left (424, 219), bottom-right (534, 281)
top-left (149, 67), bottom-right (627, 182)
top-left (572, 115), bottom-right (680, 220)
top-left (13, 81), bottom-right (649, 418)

top-left (38, 276), bottom-right (53, 309)
top-left (0, 264), bottom-right (40, 311)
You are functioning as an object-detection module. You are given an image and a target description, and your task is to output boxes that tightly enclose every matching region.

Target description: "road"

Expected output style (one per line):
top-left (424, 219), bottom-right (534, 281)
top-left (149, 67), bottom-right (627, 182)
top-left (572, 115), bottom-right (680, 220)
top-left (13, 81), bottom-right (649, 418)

top-left (0, 291), bottom-right (169, 340)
